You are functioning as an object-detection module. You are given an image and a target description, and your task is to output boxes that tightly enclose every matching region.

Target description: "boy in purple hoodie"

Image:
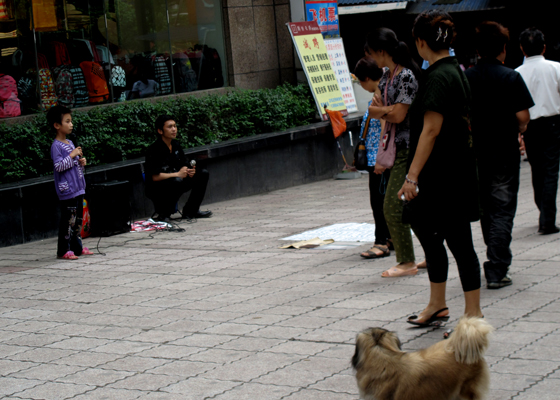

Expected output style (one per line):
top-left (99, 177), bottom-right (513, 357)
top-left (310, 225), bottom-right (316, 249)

top-left (49, 105), bottom-right (93, 260)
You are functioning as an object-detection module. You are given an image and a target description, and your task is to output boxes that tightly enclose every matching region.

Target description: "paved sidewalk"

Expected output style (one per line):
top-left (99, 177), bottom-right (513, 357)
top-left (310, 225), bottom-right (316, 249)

top-left (1, 161), bottom-right (559, 400)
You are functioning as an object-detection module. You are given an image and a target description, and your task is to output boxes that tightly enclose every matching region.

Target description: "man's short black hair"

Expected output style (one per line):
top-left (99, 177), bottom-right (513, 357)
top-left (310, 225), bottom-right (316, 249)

top-left (475, 21), bottom-right (509, 59)
top-left (155, 115), bottom-right (176, 135)
top-left (46, 105), bottom-right (72, 132)
top-left (520, 27), bottom-right (545, 57)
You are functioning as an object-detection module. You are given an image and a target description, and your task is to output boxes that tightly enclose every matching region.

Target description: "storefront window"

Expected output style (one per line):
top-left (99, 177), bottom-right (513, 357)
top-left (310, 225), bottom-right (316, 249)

top-left (0, 0), bottom-right (227, 119)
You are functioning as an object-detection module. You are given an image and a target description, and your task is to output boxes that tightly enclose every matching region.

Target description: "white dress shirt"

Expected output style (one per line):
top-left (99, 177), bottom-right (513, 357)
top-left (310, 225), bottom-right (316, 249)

top-left (516, 55), bottom-right (560, 120)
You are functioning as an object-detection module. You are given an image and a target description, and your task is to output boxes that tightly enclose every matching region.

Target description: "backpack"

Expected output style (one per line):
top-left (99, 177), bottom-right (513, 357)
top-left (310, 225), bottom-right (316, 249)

top-left (173, 58), bottom-right (198, 93)
top-left (0, 74), bottom-right (21, 118)
top-left (67, 66), bottom-right (89, 107)
top-left (111, 65), bottom-right (126, 88)
top-left (152, 56), bottom-right (171, 95)
top-left (37, 54), bottom-right (57, 111)
top-left (17, 73), bottom-right (37, 113)
top-left (53, 65), bottom-right (74, 107)
top-left (80, 61), bottom-right (109, 103)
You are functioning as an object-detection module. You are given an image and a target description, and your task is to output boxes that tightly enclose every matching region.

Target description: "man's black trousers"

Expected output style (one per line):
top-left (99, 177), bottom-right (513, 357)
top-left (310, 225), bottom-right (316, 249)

top-left (149, 169), bottom-right (209, 218)
top-left (524, 115), bottom-right (560, 230)
top-left (478, 162), bottom-right (520, 283)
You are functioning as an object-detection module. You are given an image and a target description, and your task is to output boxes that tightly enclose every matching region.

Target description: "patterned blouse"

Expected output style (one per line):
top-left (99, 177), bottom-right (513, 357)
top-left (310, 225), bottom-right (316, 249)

top-left (377, 67), bottom-right (418, 150)
top-left (360, 100), bottom-right (382, 167)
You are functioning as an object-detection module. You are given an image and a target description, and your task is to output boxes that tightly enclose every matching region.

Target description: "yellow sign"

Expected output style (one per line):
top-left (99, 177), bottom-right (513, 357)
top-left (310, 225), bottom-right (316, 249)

top-left (288, 22), bottom-right (347, 121)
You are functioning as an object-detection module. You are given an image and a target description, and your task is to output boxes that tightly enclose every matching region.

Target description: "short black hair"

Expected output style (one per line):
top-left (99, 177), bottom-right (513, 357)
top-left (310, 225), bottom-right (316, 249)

top-left (475, 21), bottom-right (509, 59)
top-left (354, 57), bottom-right (383, 82)
top-left (155, 115), bottom-right (176, 135)
top-left (412, 10), bottom-right (456, 52)
top-left (520, 27), bottom-right (545, 57)
top-left (46, 105), bottom-right (72, 133)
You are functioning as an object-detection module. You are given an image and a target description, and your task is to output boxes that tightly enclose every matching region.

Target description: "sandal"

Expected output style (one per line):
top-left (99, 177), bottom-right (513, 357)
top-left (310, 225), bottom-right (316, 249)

top-left (407, 307), bottom-right (449, 327)
top-left (360, 245), bottom-right (390, 259)
top-left (381, 266), bottom-right (418, 277)
top-left (81, 247), bottom-right (94, 256)
top-left (57, 251), bottom-right (79, 260)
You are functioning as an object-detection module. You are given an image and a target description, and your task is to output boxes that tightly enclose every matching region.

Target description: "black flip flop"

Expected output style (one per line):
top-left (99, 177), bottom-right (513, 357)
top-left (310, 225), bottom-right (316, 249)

top-left (407, 307), bottom-right (449, 327)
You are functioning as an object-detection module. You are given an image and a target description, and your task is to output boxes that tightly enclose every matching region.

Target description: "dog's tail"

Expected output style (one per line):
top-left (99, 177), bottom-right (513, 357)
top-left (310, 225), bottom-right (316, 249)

top-left (447, 317), bottom-right (494, 364)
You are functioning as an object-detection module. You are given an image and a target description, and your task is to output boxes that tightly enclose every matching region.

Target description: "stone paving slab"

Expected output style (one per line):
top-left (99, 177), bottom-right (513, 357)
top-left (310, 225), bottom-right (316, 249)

top-left (1, 162), bottom-right (559, 399)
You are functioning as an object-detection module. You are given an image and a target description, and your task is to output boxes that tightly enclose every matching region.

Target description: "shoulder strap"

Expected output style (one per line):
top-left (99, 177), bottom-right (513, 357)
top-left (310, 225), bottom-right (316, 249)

top-left (361, 114), bottom-right (373, 140)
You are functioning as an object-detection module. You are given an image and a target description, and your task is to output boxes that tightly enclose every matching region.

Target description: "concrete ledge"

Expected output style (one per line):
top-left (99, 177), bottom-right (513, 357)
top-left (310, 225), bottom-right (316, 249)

top-left (0, 113), bottom-right (364, 247)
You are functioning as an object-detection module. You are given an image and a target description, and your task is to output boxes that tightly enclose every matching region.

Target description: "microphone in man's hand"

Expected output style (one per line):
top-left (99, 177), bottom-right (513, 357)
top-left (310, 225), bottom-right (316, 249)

top-left (189, 160), bottom-right (196, 168)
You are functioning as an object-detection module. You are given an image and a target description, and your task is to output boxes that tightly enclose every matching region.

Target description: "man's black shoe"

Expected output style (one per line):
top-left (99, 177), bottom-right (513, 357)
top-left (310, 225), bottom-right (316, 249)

top-left (487, 275), bottom-right (513, 289)
top-left (538, 226), bottom-right (560, 235)
top-left (184, 210), bottom-right (213, 219)
top-left (153, 214), bottom-right (171, 223)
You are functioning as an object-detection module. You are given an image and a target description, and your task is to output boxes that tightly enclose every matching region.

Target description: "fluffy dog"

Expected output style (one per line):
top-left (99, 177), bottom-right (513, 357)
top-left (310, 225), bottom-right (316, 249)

top-left (352, 317), bottom-right (494, 400)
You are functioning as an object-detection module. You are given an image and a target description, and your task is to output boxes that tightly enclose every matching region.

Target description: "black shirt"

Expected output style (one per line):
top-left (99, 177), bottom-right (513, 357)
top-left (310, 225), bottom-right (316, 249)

top-left (408, 57), bottom-right (479, 223)
top-left (144, 137), bottom-right (187, 185)
top-left (465, 58), bottom-right (534, 167)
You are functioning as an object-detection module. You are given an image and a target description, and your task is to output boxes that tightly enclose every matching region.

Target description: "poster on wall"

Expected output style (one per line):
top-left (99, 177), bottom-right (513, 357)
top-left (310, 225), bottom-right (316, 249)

top-left (305, 1), bottom-right (339, 38)
top-left (324, 38), bottom-right (358, 114)
top-left (287, 21), bottom-right (347, 121)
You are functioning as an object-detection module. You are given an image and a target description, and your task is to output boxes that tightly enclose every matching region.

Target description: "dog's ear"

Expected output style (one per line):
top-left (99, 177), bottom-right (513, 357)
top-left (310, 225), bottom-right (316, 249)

top-left (376, 330), bottom-right (402, 353)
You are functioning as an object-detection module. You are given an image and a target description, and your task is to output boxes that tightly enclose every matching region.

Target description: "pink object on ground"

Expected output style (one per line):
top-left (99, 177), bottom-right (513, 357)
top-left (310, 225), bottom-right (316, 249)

top-left (57, 251), bottom-right (79, 260)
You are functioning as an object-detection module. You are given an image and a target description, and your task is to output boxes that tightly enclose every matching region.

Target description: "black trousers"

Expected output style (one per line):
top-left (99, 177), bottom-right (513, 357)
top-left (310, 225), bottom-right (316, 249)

top-left (478, 162), bottom-right (520, 282)
top-left (57, 195), bottom-right (84, 257)
top-left (524, 115), bottom-right (560, 230)
top-left (149, 169), bottom-right (209, 218)
top-left (412, 219), bottom-right (481, 292)
top-left (367, 167), bottom-right (391, 245)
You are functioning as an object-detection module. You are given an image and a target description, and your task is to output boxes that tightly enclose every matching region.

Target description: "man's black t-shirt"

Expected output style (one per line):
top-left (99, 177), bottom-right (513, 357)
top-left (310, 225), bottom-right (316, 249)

top-left (465, 58), bottom-right (534, 167)
top-left (144, 137), bottom-right (187, 186)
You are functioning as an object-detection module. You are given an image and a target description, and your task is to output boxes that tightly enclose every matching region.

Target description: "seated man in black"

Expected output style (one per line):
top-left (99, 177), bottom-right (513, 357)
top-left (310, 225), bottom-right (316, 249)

top-left (145, 115), bottom-right (212, 221)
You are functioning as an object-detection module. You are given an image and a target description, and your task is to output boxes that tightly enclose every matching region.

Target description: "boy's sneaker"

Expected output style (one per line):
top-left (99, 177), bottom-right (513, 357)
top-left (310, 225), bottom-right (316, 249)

top-left (487, 275), bottom-right (513, 289)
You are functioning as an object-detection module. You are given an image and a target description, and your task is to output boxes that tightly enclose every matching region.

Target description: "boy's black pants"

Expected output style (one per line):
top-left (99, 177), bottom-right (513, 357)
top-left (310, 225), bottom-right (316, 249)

top-left (57, 195), bottom-right (84, 257)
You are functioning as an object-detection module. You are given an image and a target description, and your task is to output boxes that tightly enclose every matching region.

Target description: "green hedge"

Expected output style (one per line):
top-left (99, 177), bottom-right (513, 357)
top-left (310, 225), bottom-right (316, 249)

top-left (0, 83), bottom-right (316, 185)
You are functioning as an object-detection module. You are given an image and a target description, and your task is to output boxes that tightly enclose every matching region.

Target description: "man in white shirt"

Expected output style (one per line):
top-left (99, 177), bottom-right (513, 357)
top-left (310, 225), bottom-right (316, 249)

top-left (516, 28), bottom-right (560, 235)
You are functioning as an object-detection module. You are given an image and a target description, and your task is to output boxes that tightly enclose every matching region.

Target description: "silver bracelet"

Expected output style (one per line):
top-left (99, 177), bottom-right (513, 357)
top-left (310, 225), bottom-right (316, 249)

top-left (405, 174), bottom-right (418, 186)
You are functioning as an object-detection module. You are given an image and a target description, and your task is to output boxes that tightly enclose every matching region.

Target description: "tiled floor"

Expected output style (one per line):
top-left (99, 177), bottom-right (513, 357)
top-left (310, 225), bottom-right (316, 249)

top-left (1, 161), bottom-right (559, 399)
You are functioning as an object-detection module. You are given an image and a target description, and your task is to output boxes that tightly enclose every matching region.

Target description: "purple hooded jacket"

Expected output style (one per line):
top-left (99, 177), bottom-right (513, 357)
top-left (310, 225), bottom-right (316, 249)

top-left (51, 139), bottom-right (86, 201)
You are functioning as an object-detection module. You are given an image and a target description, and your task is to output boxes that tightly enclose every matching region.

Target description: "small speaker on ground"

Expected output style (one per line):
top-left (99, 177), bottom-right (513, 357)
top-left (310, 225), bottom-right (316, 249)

top-left (87, 181), bottom-right (131, 237)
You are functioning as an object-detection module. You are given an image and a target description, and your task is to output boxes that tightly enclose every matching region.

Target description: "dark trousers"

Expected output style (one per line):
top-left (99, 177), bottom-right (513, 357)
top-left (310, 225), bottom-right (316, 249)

top-left (412, 219), bottom-right (481, 292)
top-left (149, 169), bottom-right (209, 217)
top-left (57, 195), bottom-right (84, 257)
top-left (479, 162), bottom-right (520, 282)
top-left (367, 167), bottom-right (391, 245)
top-left (524, 115), bottom-right (560, 229)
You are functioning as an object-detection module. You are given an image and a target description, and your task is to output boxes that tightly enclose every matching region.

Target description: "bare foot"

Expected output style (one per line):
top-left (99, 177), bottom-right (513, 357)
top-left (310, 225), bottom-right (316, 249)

top-left (381, 262), bottom-right (418, 277)
top-left (408, 306), bottom-right (449, 325)
top-left (417, 260), bottom-right (427, 268)
top-left (360, 245), bottom-right (389, 258)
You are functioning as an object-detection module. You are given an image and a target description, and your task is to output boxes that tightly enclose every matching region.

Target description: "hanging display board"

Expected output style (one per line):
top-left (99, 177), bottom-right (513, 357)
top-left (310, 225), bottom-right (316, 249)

top-left (324, 38), bottom-right (358, 114)
top-left (287, 21), bottom-right (347, 121)
top-left (305, 0), bottom-right (340, 38)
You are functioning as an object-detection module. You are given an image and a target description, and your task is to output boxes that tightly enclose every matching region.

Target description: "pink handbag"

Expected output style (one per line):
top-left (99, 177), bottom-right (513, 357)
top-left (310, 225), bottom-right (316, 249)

top-left (376, 67), bottom-right (399, 169)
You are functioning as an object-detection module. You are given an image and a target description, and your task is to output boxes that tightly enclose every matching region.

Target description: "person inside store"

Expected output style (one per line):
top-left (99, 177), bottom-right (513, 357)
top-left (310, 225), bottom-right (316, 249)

top-left (131, 68), bottom-right (159, 99)
top-left (144, 115), bottom-right (212, 221)
top-left (400, 10), bottom-right (483, 332)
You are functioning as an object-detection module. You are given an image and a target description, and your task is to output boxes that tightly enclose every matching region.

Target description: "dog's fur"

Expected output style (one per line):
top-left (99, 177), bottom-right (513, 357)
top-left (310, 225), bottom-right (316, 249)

top-left (352, 317), bottom-right (494, 400)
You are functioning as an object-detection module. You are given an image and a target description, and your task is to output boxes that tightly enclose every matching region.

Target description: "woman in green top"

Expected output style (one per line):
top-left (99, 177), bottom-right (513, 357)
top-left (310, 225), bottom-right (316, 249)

top-left (399, 10), bottom-right (483, 329)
